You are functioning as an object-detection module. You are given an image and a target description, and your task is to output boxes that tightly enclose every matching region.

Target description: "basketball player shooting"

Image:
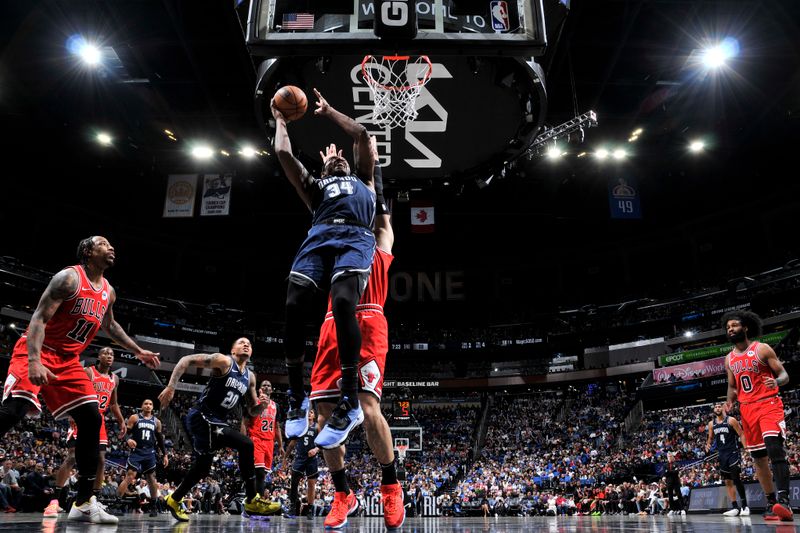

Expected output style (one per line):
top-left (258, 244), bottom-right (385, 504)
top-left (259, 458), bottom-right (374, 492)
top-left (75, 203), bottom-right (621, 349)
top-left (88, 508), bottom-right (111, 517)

top-left (271, 88), bottom-right (379, 450)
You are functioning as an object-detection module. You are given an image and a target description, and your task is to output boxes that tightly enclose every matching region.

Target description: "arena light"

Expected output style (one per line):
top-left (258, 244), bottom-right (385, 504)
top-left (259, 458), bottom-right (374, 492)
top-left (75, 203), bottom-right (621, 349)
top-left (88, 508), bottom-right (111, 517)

top-left (684, 330), bottom-right (695, 338)
top-left (689, 140), bottom-right (705, 153)
top-left (239, 146), bottom-right (258, 159)
top-left (546, 145), bottom-right (564, 160)
top-left (220, 150), bottom-right (230, 157)
top-left (701, 38), bottom-right (740, 70)
top-left (8, 323), bottom-right (15, 329)
top-left (632, 128), bottom-right (643, 136)
top-left (96, 132), bottom-right (112, 146)
top-left (595, 148), bottom-right (609, 160)
top-left (191, 145), bottom-right (214, 159)
top-left (78, 43), bottom-right (102, 66)
top-left (612, 149), bottom-right (628, 160)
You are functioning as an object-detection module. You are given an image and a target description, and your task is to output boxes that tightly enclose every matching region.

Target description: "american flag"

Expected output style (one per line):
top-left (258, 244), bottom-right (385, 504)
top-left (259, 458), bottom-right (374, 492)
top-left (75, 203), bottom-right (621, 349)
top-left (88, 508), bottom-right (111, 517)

top-left (282, 13), bottom-right (315, 30)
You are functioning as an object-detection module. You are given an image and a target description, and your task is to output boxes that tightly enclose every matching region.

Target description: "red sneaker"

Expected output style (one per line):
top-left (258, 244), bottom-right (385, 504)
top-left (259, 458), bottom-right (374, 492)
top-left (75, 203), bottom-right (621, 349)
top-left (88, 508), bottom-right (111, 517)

top-left (381, 483), bottom-right (406, 530)
top-left (324, 491), bottom-right (359, 530)
top-left (773, 502), bottom-right (794, 521)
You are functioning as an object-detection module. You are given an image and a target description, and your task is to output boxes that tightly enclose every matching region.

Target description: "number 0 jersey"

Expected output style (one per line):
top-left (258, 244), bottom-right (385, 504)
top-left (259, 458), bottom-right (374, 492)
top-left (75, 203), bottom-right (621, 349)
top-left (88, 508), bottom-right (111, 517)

top-left (727, 341), bottom-right (777, 404)
top-left (196, 356), bottom-right (251, 422)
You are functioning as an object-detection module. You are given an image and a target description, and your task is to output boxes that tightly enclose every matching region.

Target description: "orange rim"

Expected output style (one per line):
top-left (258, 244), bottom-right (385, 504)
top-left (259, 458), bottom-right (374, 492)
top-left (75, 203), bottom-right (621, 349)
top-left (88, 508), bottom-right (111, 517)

top-left (361, 55), bottom-right (433, 92)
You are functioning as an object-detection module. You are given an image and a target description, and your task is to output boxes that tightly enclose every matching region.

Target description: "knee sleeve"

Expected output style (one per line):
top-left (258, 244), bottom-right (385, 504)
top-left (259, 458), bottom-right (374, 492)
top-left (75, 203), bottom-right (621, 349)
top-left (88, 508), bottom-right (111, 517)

top-left (765, 436), bottom-right (787, 463)
top-left (751, 447), bottom-right (768, 459)
top-left (70, 403), bottom-right (101, 477)
top-left (0, 398), bottom-right (31, 436)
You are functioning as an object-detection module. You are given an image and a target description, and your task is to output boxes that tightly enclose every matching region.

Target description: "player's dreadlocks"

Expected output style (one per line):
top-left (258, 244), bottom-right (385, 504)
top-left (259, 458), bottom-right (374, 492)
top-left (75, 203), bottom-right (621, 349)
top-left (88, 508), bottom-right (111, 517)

top-left (76, 236), bottom-right (97, 266)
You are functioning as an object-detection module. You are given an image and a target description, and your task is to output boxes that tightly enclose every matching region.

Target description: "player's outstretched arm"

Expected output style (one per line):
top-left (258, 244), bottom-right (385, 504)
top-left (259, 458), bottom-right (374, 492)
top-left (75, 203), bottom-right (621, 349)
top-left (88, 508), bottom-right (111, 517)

top-left (158, 353), bottom-right (231, 408)
top-left (760, 343), bottom-right (789, 388)
top-left (313, 88), bottom-right (373, 183)
top-left (272, 99), bottom-right (313, 210)
top-left (244, 372), bottom-right (267, 417)
top-left (101, 288), bottom-right (160, 369)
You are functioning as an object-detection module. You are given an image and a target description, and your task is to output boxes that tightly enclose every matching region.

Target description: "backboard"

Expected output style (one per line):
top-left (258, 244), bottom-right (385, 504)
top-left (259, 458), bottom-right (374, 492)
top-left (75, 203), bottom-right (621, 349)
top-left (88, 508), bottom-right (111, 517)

top-left (245, 0), bottom-right (548, 57)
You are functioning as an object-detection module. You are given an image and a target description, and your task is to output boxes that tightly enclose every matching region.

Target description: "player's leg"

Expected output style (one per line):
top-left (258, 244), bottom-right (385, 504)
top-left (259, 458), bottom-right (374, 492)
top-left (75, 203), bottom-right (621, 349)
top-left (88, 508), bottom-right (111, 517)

top-left (285, 278), bottom-right (316, 437)
top-left (765, 435), bottom-right (792, 520)
top-left (54, 443), bottom-right (76, 510)
top-left (730, 465), bottom-right (748, 514)
top-left (289, 471), bottom-right (303, 516)
top-left (145, 471), bottom-right (160, 516)
top-left (306, 477), bottom-right (317, 519)
top-left (359, 393), bottom-right (395, 477)
top-left (0, 345), bottom-right (42, 435)
top-left (216, 426), bottom-right (280, 516)
top-left (94, 419), bottom-right (108, 492)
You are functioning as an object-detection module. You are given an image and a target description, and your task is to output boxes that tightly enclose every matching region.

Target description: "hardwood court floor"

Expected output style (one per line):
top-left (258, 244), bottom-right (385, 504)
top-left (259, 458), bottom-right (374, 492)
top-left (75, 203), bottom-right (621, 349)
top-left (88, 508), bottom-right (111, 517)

top-left (0, 513), bottom-right (796, 533)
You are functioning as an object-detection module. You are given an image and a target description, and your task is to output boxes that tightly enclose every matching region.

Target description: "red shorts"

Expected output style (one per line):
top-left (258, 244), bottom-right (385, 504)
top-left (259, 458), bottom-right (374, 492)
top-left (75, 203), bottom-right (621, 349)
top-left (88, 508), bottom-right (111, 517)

top-left (67, 417), bottom-right (109, 448)
top-left (310, 310), bottom-right (388, 402)
top-left (740, 395), bottom-right (786, 453)
top-left (2, 337), bottom-right (98, 420)
top-left (253, 437), bottom-right (275, 470)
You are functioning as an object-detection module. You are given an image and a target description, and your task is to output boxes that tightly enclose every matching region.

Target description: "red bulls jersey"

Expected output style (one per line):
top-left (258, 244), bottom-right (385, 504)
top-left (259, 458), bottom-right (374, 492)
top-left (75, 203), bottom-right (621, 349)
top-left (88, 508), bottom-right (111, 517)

top-left (31, 265), bottom-right (110, 357)
top-left (727, 341), bottom-right (776, 403)
top-left (89, 366), bottom-right (116, 413)
top-left (248, 399), bottom-right (278, 442)
top-left (325, 248), bottom-right (393, 317)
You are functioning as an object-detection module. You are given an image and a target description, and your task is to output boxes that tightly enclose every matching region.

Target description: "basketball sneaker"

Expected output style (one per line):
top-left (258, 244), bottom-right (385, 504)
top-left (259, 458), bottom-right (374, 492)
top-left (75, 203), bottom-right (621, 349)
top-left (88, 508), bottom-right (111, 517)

top-left (722, 507), bottom-right (740, 517)
top-left (43, 499), bottom-right (60, 519)
top-left (166, 494), bottom-right (190, 522)
top-left (381, 483), bottom-right (406, 530)
top-left (285, 392), bottom-right (310, 438)
top-left (324, 491), bottom-right (359, 529)
top-left (315, 396), bottom-right (364, 449)
top-left (773, 501), bottom-right (794, 521)
top-left (67, 496), bottom-right (119, 524)
top-left (740, 507), bottom-right (750, 516)
top-left (243, 494), bottom-right (282, 518)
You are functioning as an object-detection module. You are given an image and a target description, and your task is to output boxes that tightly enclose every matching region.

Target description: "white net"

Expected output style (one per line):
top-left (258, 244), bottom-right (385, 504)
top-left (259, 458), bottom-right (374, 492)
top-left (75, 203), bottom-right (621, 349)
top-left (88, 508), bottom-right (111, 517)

top-left (361, 55), bottom-right (433, 129)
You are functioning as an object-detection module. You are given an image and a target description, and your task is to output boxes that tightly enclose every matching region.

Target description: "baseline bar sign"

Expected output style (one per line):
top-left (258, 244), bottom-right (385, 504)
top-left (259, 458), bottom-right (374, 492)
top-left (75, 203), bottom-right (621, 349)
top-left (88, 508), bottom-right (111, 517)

top-left (363, 494), bottom-right (439, 516)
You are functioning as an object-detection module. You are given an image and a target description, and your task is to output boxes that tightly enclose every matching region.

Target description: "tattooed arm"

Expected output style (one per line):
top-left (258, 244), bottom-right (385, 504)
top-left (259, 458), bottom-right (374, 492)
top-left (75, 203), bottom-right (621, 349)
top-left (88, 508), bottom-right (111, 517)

top-left (157, 353), bottom-right (231, 408)
top-left (26, 268), bottom-right (79, 385)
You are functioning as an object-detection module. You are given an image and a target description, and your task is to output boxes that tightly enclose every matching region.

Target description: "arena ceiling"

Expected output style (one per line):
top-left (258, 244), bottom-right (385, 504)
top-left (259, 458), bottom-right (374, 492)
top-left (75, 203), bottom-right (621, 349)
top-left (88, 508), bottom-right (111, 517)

top-left (1, 0), bottom-right (798, 317)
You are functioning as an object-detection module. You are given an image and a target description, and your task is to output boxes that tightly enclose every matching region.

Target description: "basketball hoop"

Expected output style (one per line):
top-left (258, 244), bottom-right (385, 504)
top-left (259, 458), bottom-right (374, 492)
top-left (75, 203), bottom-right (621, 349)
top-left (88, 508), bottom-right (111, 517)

top-left (362, 55), bottom-right (433, 129)
top-left (397, 444), bottom-right (408, 462)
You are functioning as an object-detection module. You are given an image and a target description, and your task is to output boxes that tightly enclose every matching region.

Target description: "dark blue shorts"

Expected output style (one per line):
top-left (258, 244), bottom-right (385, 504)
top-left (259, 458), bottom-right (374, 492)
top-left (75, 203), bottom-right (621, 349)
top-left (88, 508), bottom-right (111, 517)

top-left (719, 451), bottom-right (741, 476)
top-left (292, 458), bottom-right (319, 479)
top-left (128, 451), bottom-right (157, 475)
top-left (185, 407), bottom-right (231, 456)
top-left (290, 224), bottom-right (375, 289)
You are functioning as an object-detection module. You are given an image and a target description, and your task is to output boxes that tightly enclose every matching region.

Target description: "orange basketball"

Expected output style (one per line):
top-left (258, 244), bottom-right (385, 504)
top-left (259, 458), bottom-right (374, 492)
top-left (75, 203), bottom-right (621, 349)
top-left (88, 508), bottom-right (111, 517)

top-left (273, 85), bottom-right (308, 122)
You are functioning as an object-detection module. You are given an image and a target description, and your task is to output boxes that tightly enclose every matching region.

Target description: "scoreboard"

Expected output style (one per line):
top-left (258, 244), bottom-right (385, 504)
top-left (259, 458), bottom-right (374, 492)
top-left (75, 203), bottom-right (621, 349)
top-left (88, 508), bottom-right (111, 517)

top-left (392, 399), bottom-right (413, 422)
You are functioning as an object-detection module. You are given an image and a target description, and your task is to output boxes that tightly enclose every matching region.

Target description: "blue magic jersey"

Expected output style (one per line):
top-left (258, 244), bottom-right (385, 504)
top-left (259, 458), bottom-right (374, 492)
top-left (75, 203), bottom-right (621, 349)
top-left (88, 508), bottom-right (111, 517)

top-left (712, 416), bottom-right (739, 455)
top-left (196, 356), bottom-right (251, 422)
top-left (132, 414), bottom-right (158, 453)
top-left (310, 174), bottom-right (375, 228)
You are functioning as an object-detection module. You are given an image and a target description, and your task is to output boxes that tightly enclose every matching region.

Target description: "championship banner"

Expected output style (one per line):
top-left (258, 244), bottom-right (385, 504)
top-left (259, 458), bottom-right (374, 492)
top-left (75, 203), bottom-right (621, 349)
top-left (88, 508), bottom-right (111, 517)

top-left (200, 174), bottom-right (233, 216)
top-left (659, 331), bottom-right (790, 366)
top-left (163, 174), bottom-right (197, 218)
top-left (608, 177), bottom-right (641, 219)
top-left (652, 356), bottom-right (726, 383)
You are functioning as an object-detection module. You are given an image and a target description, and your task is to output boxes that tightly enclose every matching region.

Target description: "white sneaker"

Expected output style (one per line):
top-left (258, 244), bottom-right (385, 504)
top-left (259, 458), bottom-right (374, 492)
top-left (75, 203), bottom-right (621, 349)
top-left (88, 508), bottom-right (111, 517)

top-left (723, 507), bottom-right (740, 517)
top-left (680, 510), bottom-right (686, 515)
top-left (667, 510), bottom-right (674, 516)
top-left (68, 496), bottom-right (119, 524)
top-left (740, 507), bottom-right (750, 516)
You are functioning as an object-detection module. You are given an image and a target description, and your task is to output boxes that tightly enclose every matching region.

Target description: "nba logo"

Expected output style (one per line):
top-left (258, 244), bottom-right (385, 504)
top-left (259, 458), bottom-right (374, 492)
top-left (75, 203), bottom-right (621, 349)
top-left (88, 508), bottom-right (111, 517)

top-left (491, 1), bottom-right (510, 32)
